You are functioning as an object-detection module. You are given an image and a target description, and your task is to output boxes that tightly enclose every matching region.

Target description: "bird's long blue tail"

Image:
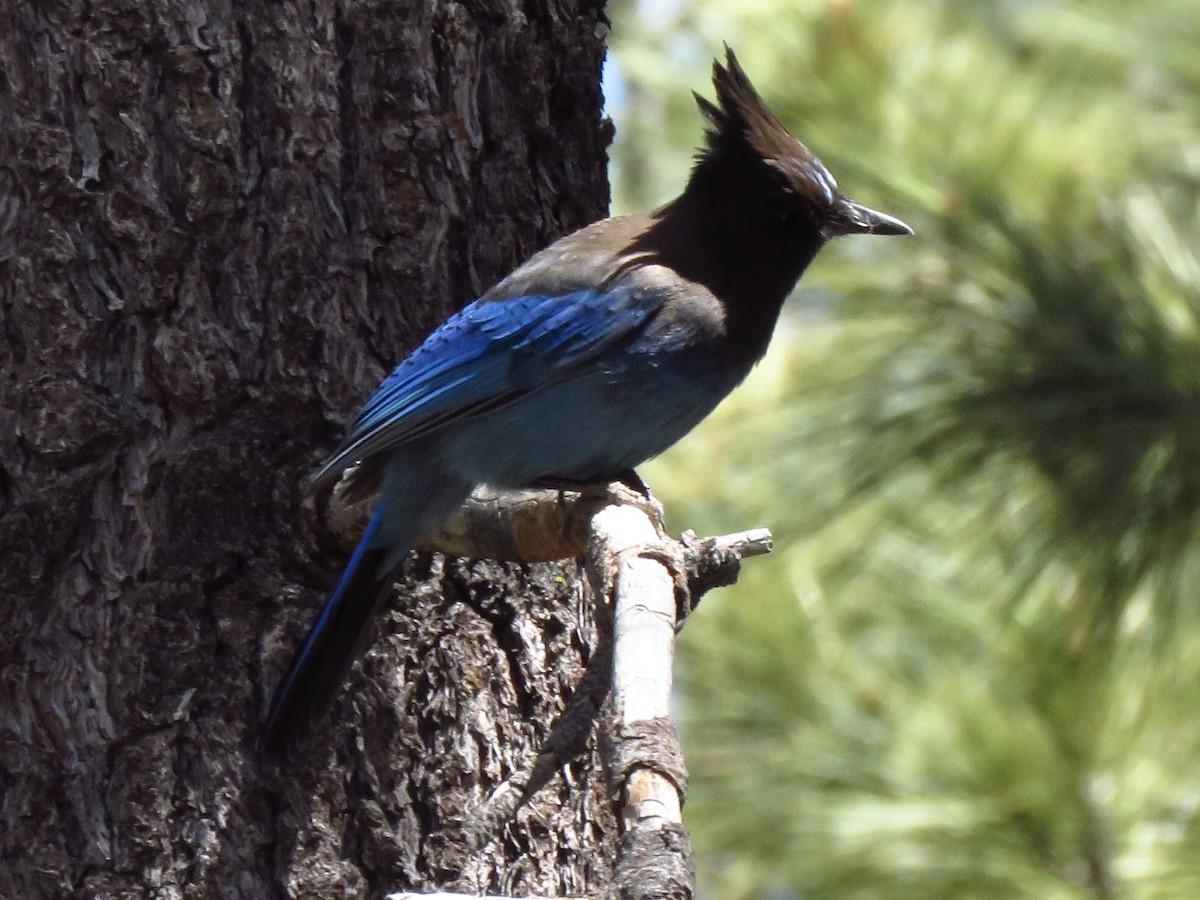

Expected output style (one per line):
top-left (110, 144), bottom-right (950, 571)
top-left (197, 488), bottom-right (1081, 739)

top-left (261, 504), bottom-right (395, 764)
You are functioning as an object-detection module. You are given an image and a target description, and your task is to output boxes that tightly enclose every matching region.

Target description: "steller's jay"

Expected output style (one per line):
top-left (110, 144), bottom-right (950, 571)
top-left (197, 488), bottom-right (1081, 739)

top-left (262, 47), bottom-right (911, 762)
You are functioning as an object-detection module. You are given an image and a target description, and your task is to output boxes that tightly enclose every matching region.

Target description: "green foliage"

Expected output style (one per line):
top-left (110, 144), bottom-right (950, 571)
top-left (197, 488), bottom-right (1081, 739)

top-left (608, 1), bottom-right (1200, 896)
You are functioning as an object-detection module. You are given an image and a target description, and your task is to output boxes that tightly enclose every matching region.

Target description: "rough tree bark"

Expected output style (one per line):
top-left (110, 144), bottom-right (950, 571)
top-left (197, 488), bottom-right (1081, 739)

top-left (0, 1), bottom-right (617, 896)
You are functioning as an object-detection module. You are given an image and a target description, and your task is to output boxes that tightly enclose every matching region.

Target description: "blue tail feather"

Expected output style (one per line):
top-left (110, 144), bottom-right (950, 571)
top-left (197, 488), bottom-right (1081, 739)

top-left (261, 505), bottom-right (394, 763)
top-left (262, 462), bottom-right (475, 763)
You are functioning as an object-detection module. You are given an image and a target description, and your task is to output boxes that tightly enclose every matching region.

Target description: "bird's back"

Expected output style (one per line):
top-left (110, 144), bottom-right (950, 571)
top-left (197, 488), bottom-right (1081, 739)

top-left (482, 213), bottom-right (661, 301)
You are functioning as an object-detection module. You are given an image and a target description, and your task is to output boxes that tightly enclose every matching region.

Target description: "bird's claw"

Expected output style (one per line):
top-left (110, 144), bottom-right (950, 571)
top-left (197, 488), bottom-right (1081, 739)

top-left (599, 480), bottom-right (666, 532)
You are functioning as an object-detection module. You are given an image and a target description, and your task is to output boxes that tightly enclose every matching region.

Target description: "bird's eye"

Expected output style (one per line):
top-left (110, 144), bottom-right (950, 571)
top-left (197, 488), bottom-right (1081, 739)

top-left (776, 206), bottom-right (803, 228)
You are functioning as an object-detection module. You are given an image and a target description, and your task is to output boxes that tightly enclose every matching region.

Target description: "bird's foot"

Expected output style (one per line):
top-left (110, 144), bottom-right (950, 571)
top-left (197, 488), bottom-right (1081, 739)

top-left (612, 468), bottom-right (651, 498)
top-left (529, 468), bottom-right (648, 496)
top-left (597, 478), bottom-right (665, 532)
top-left (530, 470), bottom-right (664, 529)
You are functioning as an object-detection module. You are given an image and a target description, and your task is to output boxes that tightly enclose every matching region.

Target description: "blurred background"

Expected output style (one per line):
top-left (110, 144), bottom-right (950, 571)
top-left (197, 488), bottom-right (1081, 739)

top-left (603, 1), bottom-right (1200, 897)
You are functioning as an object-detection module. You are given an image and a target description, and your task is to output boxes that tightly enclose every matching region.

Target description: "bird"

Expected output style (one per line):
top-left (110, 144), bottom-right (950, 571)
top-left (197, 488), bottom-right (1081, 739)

top-left (261, 46), bottom-right (912, 763)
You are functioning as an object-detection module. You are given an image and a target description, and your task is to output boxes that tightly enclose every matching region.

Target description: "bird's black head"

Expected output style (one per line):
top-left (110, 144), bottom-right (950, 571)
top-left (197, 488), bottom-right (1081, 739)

top-left (690, 46), bottom-right (911, 242)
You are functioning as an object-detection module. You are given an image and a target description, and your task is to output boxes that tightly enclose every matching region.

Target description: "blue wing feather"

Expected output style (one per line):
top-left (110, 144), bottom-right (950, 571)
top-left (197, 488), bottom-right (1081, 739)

top-left (313, 284), bottom-right (666, 487)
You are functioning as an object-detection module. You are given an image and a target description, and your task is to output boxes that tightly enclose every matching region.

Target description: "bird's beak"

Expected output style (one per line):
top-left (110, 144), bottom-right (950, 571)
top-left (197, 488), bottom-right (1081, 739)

top-left (827, 198), bottom-right (913, 238)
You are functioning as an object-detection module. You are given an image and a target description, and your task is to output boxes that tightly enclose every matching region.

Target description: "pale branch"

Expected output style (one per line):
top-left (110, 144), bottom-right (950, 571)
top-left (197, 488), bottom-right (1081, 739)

top-left (323, 476), bottom-right (664, 563)
top-left (680, 526), bottom-right (774, 609)
top-left (585, 503), bottom-right (693, 899)
top-left (328, 478), bottom-right (774, 601)
top-left (368, 485), bottom-right (772, 900)
top-left (417, 487), bottom-right (609, 561)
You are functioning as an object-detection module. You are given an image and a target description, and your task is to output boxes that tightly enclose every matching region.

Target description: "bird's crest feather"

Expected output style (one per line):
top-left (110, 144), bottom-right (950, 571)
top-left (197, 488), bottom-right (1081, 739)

top-left (695, 45), bottom-right (838, 205)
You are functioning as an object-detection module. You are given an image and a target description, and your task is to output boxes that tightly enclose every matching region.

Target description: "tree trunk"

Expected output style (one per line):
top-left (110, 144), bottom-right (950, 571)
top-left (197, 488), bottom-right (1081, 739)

top-left (0, 1), bottom-right (615, 896)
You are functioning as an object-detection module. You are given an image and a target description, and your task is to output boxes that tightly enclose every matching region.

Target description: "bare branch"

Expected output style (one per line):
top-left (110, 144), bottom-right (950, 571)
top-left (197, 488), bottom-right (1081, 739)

top-left (372, 486), bottom-right (772, 899)
top-left (588, 503), bottom-right (692, 898)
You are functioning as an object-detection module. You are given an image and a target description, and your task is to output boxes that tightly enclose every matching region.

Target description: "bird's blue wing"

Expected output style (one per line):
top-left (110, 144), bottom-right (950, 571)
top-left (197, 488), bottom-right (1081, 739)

top-left (314, 283), bottom-right (666, 486)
